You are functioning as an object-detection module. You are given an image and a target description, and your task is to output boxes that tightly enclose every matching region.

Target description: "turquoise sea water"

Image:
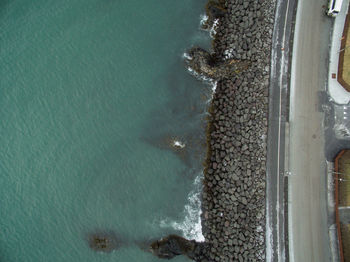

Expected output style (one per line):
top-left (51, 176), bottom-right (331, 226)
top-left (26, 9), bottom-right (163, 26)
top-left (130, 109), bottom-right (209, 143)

top-left (0, 1), bottom-right (212, 261)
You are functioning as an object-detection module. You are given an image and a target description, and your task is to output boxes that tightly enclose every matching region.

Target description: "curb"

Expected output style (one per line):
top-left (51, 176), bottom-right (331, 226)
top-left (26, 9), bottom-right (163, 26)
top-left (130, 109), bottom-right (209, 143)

top-left (334, 150), bottom-right (345, 262)
top-left (338, 5), bottom-right (350, 92)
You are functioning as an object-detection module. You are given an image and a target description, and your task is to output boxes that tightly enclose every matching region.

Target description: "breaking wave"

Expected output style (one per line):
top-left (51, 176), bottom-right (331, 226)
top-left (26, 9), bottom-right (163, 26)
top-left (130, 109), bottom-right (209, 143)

top-left (199, 14), bottom-right (208, 27)
top-left (159, 25), bottom-right (219, 242)
top-left (160, 175), bottom-right (205, 242)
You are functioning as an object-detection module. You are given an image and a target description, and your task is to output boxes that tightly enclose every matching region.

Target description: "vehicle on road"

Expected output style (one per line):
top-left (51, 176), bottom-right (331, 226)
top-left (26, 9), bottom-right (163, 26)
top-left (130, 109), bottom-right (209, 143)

top-left (327, 0), bottom-right (343, 17)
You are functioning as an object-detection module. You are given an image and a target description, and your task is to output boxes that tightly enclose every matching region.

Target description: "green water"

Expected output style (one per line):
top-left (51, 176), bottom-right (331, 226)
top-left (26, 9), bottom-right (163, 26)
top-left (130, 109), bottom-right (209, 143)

top-left (0, 1), bottom-right (212, 261)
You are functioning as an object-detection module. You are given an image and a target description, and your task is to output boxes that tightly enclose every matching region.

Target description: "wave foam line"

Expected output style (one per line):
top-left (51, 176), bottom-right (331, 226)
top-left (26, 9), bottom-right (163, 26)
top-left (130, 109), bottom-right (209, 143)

top-left (160, 175), bottom-right (204, 242)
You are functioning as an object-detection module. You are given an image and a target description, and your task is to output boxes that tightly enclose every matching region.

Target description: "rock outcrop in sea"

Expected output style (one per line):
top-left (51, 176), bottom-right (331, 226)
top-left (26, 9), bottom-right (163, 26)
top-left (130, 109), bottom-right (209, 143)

top-left (87, 232), bottom-right (120, 252)
top-left (185, 47), bottom-right (250, 80)
top-left (150, 235), bottom-right (207, 261)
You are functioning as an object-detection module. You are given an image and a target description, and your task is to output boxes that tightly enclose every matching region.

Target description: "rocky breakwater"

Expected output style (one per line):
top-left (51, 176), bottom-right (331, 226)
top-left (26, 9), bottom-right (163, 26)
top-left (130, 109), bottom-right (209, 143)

top-left (192, 0), bottom-right (275, 261)
top-left (149, 0), bottom-right (276, 261)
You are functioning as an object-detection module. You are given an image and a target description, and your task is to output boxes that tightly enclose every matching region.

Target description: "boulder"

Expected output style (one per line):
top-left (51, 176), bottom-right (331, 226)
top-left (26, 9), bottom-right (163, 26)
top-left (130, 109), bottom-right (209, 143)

top-left (150, 235), bottom-right (206, 260)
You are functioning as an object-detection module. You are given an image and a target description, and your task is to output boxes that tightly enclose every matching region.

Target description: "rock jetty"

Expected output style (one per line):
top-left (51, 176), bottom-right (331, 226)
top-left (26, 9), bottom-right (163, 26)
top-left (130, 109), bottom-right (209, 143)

top-left (198, 0), bottom-right (276, 261)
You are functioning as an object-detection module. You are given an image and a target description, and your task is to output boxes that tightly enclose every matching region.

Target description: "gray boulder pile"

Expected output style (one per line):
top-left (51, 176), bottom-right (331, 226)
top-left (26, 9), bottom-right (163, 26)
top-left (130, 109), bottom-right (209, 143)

top-left (198, 0), bottom-right (276, 261)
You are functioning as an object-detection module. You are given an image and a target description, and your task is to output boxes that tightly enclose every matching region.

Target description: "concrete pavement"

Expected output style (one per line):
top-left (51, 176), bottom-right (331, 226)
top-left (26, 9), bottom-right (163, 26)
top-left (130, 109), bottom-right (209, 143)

top-left (288, 0), bottom-right (333, 261)
top-left (339, 207), bottom-right (350, 223)
top-left (328, 0), bottom-right (350, 104)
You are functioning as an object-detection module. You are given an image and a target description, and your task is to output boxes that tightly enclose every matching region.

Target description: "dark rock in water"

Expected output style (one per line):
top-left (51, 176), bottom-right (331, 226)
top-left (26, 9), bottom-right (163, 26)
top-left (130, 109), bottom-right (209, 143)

top-left (88, 232), bottom-right (119, 253)
top-left (185, 46), bottom-right (250, 80)
top-left (141, 134), bottom-right (205, 170)
top-left (150, 235), bottom-right (206, 261)
top-left (186, 47), bottom-right (215, 75)
top-left (202, 0), bottom-right (226, 30)
top-left (207, 2), bottom-right (226, 19)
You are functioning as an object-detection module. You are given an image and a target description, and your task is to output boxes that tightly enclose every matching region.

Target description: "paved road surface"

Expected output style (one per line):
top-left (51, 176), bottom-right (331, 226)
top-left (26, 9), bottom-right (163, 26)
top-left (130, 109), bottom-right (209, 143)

top-left (288, 0), bottom-right (333, 261)
top-left (266, 0), bottom-right (296, 260)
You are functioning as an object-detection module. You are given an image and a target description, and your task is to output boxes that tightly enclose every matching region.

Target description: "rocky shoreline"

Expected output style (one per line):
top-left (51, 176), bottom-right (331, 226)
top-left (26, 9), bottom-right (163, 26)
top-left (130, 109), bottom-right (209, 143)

top-left (198, 0), bottom-right (276, 261)
top-left (149, 0), bottom-right (277, 261)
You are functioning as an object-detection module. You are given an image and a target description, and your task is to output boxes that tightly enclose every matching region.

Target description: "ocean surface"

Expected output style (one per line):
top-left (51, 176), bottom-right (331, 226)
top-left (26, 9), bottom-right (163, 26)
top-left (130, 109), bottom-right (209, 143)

top-left (0, 1), bottom-right (212, 261)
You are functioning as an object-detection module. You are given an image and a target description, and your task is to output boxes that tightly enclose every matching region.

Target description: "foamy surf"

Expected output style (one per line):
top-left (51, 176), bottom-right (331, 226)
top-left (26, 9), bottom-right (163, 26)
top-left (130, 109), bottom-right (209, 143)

top-left (199, 14), bottom-right (219, 39)
top-left (210, 81), bottom-right (217, 98)
top-left (199, 14), bottom-right (208, 27)
top-left (160, 175), bottom-right (205, 242)
top-left (182, 49), bottom-right (217, 93)
top-left (184, 63), bottom-right (211, 82)
top-left (209, 19), bottom-right (219, 38)
top-left (182, 52), bottom-right (193, 61)
top-left (164, 33), bottom-right (217, 243)
top-left (173, 140), bottom-right (186, 149)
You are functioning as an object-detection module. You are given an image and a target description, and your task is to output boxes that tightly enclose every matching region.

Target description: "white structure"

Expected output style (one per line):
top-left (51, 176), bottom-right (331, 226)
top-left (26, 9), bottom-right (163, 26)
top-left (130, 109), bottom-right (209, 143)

top-left (327, 0), bottom-right (344, 17)
top-left (328, 0), bottom-right (350, 104)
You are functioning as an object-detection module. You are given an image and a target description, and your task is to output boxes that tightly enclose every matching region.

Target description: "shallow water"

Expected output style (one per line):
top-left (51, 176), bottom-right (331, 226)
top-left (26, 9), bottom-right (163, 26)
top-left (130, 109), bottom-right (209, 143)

top-left (0, 1), bottom-right (212, 261)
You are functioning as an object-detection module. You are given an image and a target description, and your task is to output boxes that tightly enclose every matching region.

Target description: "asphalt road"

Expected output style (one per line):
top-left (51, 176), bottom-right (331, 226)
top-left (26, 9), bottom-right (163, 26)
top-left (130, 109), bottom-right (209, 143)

top-left (288, 0), bottom-right (333, 261)
top-left (266, 0), bottom-right (296, 260)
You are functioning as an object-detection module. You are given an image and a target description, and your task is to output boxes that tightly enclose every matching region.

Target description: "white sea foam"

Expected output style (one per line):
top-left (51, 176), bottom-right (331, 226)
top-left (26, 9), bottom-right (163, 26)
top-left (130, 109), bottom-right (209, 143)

top-left (182, 52), bottom-right (192, 61)
top-left (160, 175), bottom-right (205, 242)
top-left (163, 18), bottom-right (218, 241)
top-left (185, 65), bottom-right (212, 83)
top-left (209, 19), bottom-right (219, 38)
top-left (173, 140), bottom-right (185, 149)
top-left (211, 81), bottom-right (217, 95)
top-left (182, 51), bottom-right (217, 104)
top-left (183, 62), bottom-right (217, 89)
top-left (199, 13), bottom-right (219, 39)
top-left (199, 14), bottom-right (209, 27)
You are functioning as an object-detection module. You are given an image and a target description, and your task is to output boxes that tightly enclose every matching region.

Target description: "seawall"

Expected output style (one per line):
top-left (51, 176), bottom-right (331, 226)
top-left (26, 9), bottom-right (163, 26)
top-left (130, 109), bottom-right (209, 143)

top-left (200, 0), bottom-right (276, 261)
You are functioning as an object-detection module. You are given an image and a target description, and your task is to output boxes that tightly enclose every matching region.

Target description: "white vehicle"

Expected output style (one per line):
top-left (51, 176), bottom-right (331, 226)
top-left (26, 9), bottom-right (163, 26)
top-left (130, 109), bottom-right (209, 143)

top-left (327, 0), bottom-right (343, 17)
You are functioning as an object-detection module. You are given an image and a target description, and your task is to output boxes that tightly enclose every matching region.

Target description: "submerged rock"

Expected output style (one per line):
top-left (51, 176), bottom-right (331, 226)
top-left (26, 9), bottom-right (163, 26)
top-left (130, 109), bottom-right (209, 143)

top-left (202, 0), bottom-right (227, 30)
top-left (206, 1), bottom-right (226, 19)
top-left (87, 232), bottom-right (119, 252)
top-left (185, 46), bottom-right (250, 80)
top-left (149, 235), bottom-right (206, 261)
